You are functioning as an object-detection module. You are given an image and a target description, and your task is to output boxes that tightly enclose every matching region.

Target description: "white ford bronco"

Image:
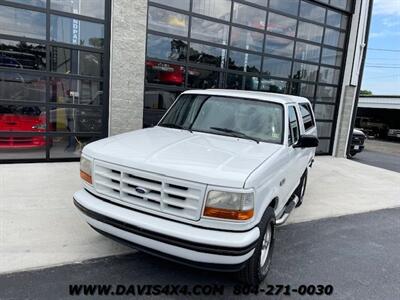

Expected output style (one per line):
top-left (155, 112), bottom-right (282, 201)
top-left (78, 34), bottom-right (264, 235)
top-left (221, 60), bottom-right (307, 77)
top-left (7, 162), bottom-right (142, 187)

top-left (74, 89), bottom-right (318, 284)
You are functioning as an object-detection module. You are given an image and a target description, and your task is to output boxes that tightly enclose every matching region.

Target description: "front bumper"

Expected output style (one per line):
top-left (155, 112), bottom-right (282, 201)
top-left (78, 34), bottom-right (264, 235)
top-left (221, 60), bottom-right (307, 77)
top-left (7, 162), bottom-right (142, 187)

top-left (73, 189), bottom-right (260, 271)
top-left (0, 136), bottom-right (46, 149)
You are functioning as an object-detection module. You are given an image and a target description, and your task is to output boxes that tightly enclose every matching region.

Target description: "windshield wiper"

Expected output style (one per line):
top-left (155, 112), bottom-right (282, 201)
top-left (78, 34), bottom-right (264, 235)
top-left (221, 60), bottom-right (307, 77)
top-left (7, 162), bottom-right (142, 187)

top-left (159, 123), bottom-right (192, 132)
top-left (210, 127), bottom-right (260, 144)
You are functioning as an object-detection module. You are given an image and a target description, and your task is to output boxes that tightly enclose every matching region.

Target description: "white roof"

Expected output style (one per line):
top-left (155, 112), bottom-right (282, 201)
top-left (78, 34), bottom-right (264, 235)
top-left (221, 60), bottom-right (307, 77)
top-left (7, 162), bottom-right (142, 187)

top-left (358, 96), bottom-right (400, 110)
top-left (182, 89), bottom-right (311, 105)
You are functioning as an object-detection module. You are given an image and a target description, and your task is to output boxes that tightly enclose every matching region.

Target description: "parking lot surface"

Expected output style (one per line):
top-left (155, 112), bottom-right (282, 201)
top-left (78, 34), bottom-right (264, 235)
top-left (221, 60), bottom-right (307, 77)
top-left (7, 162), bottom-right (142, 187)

top-left (361, 139), bottom-right (400, 156)
top-left (1, 208), bottom-right (399, 300)
top-left (353, 149), bottom-right (400, 173)
top-left (351, 137), bottom-right (400, 173)
top-left (1, 157), bottom-right (400, 275)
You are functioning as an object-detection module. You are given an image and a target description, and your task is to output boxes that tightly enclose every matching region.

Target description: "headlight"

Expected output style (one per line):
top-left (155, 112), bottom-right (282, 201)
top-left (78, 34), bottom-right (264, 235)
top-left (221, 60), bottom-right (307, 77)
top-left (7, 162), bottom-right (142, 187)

top-left (203, 191), bottom-right (254, 220)
top-left (80, 156), bottom-right (92, 184)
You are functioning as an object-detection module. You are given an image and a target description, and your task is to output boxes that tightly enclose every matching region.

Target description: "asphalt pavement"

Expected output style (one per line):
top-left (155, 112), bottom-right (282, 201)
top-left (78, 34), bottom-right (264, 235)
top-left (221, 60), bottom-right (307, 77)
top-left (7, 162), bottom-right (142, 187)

top-left (1, 208), bottom-right (399, 300)
top-left (352, 149), bottom-right (400, 173)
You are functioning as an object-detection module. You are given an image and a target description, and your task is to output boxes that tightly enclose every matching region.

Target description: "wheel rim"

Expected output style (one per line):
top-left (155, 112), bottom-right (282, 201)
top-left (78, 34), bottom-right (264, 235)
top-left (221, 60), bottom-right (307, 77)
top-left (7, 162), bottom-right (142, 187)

top-left (260, 222), bottom-right (272, 267)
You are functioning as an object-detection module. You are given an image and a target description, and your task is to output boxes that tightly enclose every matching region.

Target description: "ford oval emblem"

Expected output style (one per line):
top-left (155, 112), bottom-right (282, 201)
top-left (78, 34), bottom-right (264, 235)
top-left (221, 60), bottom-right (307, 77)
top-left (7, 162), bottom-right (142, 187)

top-left (135, 187), bottom-right (149, 194)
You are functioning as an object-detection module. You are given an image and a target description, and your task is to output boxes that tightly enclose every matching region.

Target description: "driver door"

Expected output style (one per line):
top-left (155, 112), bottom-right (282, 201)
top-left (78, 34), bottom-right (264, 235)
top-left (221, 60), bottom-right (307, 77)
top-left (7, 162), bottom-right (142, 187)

top-left (287, 105), bottom-right (304, 195)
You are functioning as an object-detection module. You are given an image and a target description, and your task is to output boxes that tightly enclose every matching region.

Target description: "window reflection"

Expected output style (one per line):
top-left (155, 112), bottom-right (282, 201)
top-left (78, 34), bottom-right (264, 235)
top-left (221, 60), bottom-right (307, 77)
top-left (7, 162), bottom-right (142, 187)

top-left (0, 142), bottom-right (45, 159)
top-left (50, 0), bottom-right (105, 19)
top-left (300, 1), bottom-right (326, 24)
top-left (262, 57), bottom-right (292, 79)
top-left (155, 95), bottom-right (283, 143)
top-left (291, 82), bottom-right (315, 99)
top-left (314, 104), bottom-right (335, 120)
top-left (146, 60), bottom-right (185, 86)
top-left (324, 28), bottom-right (345, 48)
top-left (50, 15), bottom-right (104, 48)
top-left (147, 34), bottom-right (187, 62)
top-left (191, 17), bottom-right (229, 45)
top-left (257, 78), bottom-right (289, 93)
top-left (319, 67), bottom-right (340, 85)
top-left (330, 0), bottom-right (351, 11)
top-left (0, 39), bottom-right (46, 70)
top-left (269, 0), bottom-right (299, 16)
top-left (50, 78), bottom-right (103, 105)
top-left (49, 135), bottom-right (99, 158)
top-left (316, 139), bottom-right (330, 154)
top-left (230, 27), bottom-right (264, 52)
top-left (148, 6), bottom-right (189, 37)
top-left (187, 68), bottom-right (221, 89)
top-left (295, 42), bottom-right (321, 63)
top-left (192, 0), bottom-right (231, 21)
top-left (48, 106), bottom-right (103, 133)
top-left (50, 47), bottom-right (103, 77)
top-left (292, 62), bottom-right (319, 81)
top-left (244, 76), bottom-right (259, 91)
top-left (151, 0), bottom-right (190, 10)
top-left (0, 71), bottom-right (46, 102)
top-left (229, 51), bottom-right (261, 73)
top-left (0, 5), bottom-right (46, 40)
top-left (297, 22), bottom-right (324, 43)
top-left (7, 0), bottom-right (46, 7)
top-left (232, 3), bottom-right (266, 29)
top-left (227, 73), bottom-right (244, 89)
top-left (144, 90), bottom-right (179, 127)
top-left (267, 13), bottom-right (297, 37)
top-left (317, 122), bottom-right (333, 138)
top-left (316, 85), bottom-right (337, 103)
top-left (321, 48), bottom-right (342, 66)
top-left (244, 0), bottom-right (267, 6)
top-left (327, 10), bottom-right (348, 29)
top-left (265, 35), bottom-right (294, 58)
top-left (189, 43), bottom-right (226, 68)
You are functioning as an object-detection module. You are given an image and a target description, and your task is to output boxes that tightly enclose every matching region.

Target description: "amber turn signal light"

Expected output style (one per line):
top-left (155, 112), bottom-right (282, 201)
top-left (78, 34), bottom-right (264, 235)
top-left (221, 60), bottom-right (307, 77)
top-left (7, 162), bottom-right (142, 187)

top-left (204, 207), bottom-right (254, 220)
top-left (80, 170), bottom-right (92, 184)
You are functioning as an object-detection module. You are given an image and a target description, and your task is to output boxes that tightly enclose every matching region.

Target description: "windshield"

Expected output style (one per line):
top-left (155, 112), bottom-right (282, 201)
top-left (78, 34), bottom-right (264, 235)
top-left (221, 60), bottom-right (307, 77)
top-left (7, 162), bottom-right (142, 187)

top-left (159, 94), bottom-right (284, 144)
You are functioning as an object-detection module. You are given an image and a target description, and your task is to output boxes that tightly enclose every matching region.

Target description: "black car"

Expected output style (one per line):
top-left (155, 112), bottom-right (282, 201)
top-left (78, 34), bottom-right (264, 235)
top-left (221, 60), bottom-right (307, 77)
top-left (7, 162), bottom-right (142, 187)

top-left (349, 129), bottom-right (366, 157)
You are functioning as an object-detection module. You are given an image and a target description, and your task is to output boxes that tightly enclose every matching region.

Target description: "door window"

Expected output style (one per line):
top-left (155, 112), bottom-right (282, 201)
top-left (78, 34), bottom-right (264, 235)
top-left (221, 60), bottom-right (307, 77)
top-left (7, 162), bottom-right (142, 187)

top-left (288, 106), bottom-right (300, 145)
top-left (299, 103), bottom-right (315, 131)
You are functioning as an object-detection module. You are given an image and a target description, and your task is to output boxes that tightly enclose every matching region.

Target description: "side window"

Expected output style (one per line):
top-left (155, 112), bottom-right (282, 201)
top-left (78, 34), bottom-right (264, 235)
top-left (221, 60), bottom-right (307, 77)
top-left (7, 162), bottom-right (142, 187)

top-left (299, 103), bottom-right (315, 131)
top-left (288, 106), bottom-right (300, 146)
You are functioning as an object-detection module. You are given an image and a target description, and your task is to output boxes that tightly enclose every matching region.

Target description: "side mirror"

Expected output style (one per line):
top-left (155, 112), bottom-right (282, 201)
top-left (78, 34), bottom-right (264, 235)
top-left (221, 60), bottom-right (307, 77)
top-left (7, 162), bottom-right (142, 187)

top-left (293, 135), bottom-right (319, 148)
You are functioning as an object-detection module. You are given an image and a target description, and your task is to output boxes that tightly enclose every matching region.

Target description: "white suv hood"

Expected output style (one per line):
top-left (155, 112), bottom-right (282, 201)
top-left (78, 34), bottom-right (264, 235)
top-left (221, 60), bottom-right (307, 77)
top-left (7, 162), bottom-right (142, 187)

top-left (84, 127), bottom-right (282, 188)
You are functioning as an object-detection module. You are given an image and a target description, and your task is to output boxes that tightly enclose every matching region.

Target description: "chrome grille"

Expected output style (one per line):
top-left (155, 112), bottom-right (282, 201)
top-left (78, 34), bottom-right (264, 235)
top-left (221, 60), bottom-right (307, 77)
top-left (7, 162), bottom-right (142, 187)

top-left (93, 160), bottom-right (206, 220)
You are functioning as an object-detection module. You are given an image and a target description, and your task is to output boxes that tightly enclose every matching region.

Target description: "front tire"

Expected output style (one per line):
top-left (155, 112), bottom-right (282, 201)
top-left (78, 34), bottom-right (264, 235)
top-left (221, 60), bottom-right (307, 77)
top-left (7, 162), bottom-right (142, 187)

top-left (238, 207), bottom-right (275, 285)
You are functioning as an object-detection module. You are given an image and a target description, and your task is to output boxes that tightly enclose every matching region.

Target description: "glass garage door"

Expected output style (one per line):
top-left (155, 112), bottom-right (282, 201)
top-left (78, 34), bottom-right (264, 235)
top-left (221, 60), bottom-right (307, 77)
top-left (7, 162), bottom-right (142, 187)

top-left (0, 0), bottom-right (110, 162)
top-left (144, 0), bottom-right (353, 154)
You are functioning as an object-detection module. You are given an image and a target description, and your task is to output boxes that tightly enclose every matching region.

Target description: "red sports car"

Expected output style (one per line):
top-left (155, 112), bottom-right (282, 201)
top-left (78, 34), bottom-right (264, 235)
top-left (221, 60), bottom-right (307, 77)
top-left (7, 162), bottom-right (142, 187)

top-left (146, 60), bottom-right (185, 86)
top-left (0, 106), bottom-right (46, 149)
